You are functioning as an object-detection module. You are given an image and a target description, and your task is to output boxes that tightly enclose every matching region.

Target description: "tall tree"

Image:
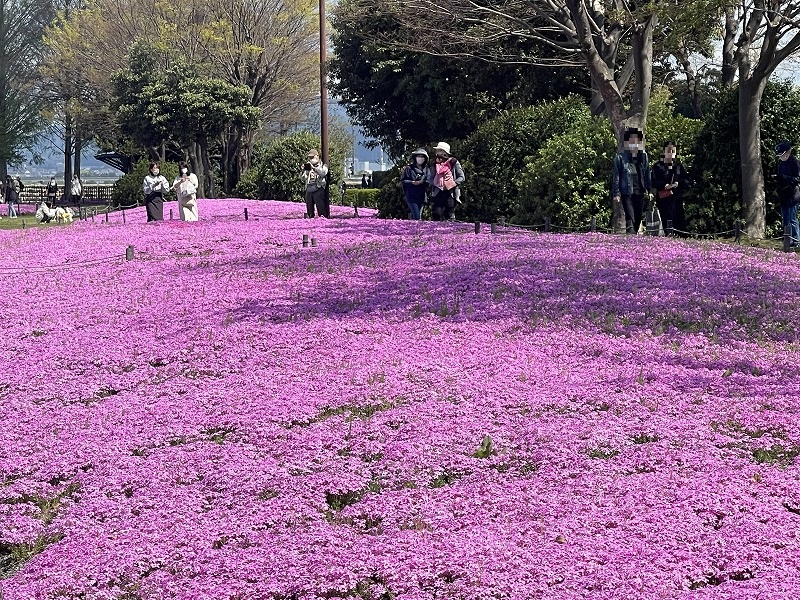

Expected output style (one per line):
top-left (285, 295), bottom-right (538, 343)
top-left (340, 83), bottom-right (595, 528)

top-left (330, 0), bottom-right (588, 158)
top-left (0, 0), bottom-right (54, 177)
top-left (112, 42), bottom-right (260, 197)
top-left (334, 0), bottom-right (661, 140)
top-left (728, 0), bottom-right (800, 238)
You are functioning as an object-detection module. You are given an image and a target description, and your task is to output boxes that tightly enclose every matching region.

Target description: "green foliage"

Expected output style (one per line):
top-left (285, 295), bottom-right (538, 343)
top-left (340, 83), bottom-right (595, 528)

top-left (345, 188), bottom-right (380, 208)
top-left (374, 167), bottom-right (409, 219)
top-left (234, 131), bottom-right (346, 201)
top-left (646, 86), bottom-right (704, 168)
top-left (514, 114), bottom-right (616, 228)
top-left (460, 95), bottom-right (601, 223)
top-left (690, 80), bottom-right (800, 236)
top-left (113, 42), bottom-right (260, 152)
top-left (329, 0), bottom-right (588, 158)
top-left (111, 159), bottom-right (178, 207)
top-left (473, 435), bottom-right (496, 459)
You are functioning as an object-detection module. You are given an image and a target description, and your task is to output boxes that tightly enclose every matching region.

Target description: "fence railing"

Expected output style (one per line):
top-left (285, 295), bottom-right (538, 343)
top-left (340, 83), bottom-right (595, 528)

top-left (17, 184), bottom-right (115, 206)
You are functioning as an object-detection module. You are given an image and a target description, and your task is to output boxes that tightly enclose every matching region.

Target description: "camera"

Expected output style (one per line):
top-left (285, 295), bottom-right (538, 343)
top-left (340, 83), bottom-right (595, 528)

top-left (303, 163), bottom-right (312, 171)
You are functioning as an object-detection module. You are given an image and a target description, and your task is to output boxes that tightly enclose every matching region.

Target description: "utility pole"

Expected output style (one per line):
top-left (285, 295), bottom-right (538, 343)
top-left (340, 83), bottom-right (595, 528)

top-left (319, 0), bottom-right (330, 217)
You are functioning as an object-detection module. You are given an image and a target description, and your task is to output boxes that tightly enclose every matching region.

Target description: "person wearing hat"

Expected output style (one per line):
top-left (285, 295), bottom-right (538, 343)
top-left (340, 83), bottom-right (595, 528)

top-left (776, 141), bottom-right (800, 247)
top-left (427, 142), bottom-right (465, 221)
top-left (301, 149), bottom-right (329, 218)
top-left (401, 148), bottom-right (430, 220)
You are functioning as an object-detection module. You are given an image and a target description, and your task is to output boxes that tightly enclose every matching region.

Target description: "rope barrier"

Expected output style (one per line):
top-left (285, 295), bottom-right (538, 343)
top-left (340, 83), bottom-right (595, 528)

top-left (0, 254), bottom-right (125, 275)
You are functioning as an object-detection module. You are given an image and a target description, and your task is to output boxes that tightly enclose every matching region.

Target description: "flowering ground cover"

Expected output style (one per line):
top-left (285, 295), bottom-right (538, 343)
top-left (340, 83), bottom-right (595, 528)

top-left (2, 199), bottom-right (800, 599)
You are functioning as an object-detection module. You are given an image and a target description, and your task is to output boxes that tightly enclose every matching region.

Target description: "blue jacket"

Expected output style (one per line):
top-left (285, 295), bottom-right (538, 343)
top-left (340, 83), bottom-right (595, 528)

top-left (612, 151), bottom-right (651, 197)
top-left (401, 164), bottom-right (429, 204)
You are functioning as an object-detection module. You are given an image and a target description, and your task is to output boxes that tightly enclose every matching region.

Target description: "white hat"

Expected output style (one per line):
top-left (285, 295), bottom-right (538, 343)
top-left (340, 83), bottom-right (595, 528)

top-left (433, 142), bottom-right (451, 156)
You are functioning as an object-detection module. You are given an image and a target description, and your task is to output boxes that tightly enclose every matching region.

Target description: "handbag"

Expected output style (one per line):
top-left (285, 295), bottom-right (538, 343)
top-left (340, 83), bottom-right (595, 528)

top-left (657, 171), bottom-right (675, 199)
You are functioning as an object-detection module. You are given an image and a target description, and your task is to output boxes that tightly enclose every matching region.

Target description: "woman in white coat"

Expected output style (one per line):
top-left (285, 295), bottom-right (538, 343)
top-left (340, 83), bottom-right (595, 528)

top-left (172, 161), bottom-right (199, 221)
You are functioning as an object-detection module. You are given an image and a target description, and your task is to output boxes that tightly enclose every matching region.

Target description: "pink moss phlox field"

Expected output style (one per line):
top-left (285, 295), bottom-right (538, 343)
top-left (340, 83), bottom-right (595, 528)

top-left (2, 199), bottom-right (800, 599)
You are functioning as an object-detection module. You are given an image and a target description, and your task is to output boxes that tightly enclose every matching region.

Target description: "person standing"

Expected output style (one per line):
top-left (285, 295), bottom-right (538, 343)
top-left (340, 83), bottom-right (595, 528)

top-left (612, 128), bottom-right (652, 234)
top-left (70, 174), bottom-right (82, 205)
top-left (427, 142), bottom-right (465, 221)
top-left (46, 177), bottom-right (58, 207)
top-left (340, 180), bottom-right (348, 204)
top-left (776, 141), bottom-right (800, 247)
top-left (361, 173), bottom-right (367, 189)
top-left (651, 141), bottom-right (690, 234)
top-left (143, 162), bottom-right (170, 221)
top-left (172, 161), bottom-right (199, 221)
top-left (3, 176), bottom-right (17, 218)
top-left (301, 149), bottom-right (328, 218)
top-left (401, 148), bottom-right (429, 220)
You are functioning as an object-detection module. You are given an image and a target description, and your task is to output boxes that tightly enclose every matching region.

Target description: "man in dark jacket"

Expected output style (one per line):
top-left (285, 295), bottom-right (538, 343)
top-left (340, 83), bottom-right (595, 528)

top-left (777, 141), bottom-right (800, 247)
top-left (612, 128), bottom-right (652, 234)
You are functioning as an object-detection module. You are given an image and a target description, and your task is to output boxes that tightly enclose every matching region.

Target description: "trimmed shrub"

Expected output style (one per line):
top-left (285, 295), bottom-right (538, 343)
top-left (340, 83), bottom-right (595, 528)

top-left (111, 159), bottom-right (178, 208)
top-left (459, 95), bottom-right (592, 223)
top-left (233, 131), bottom-right (347, 201)
top-left (514, 115), bottom-right (616, 228)
top-left (345, 188), bottom-right (380, 209)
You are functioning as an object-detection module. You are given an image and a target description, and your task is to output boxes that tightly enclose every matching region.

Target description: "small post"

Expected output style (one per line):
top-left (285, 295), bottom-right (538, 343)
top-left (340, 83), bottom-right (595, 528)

top-left (244, 208), bottom-right (249, 221)
top-left (490, 223), bottom-right (497, 234)
top-left (21, 220), bottom-right (25, 230)
top-left (590, 216), bottom-right (597, 232)
top-left (125, 245), bottom-right (134, 261)
top-left (311, 237), bottom-right (318, 247)
top-left (784, 225), bottom-right (791, 252)
top-left (474, 221), bottom-right (480, 234)
top-left (91, 212), bottom-right (95, 223)
top-left (734, 221), bottom-right (741, 244)
top-left (499, 217), bottom-right (506, 228)
top-left (302, 234), bottom-right (309, 247)
top-left (170, 209), bottom-right (173, 221)
top-left (122, 210), bottom-right (126, 224)
top-left (666, 220), bottom-right (673, 237)
top-left (544, 217), bottom-right (551, 233)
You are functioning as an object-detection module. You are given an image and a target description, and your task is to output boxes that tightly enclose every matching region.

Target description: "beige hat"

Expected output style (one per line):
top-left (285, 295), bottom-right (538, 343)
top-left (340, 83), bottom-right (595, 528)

top-left (433, 142), bottom-right (451, 156)
top-left (307, 149), bottom-right (319, 158)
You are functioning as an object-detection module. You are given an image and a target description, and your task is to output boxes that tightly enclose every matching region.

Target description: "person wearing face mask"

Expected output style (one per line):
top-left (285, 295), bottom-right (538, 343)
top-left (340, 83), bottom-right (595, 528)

top-left (301, 149), bottom-right (329, 218)
top-left (401, 148), bottom-right (429, 220)
top-left (651, 141), bottom-right (690, 235)
top-left (612, 128), bottom-right (652, 234)
top-left (143, 162), bottom-right (170, 222)
top-left (427, 142), bottom-right (465, 221)
top-left (776, 141), bottom-right (800, 247)
top-left (172, 161), bottom-right (199, 221)
top-left (46, 176), bottom-right (58, 208)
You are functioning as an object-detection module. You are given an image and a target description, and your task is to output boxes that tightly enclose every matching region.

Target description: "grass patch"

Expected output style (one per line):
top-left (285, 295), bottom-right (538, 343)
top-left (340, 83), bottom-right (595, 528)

top-left (587, 446), bottom-right (620, 460)
top-left (751, 444), bottom-right (800, 466)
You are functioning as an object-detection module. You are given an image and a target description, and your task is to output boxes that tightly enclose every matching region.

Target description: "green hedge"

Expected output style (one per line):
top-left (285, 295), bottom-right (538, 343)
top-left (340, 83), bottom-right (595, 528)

top-left (112, 159), bottom-right (179, 207)
top-left (344, 188), bottom-right (380, 208)
top-left (234, 130), bottom-right (347, 201)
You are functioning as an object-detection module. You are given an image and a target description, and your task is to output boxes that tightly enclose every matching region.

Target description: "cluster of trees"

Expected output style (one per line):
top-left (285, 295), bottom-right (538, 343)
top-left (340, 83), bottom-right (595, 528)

top-left (331, 0), bottom-right (800, 237)
top-left (3, 0), bottom-right (322, 196)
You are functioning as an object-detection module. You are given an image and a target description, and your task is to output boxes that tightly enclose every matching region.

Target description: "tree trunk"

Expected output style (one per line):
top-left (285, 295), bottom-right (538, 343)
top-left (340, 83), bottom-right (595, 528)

top-left (73, 135), bottom-right (81, 181)
top-left (198, 136), bottom-right (214, 198)
top-left (64, 113), bottom-right (73, 191)
top-left (738, 77), bottom-right (767, 238)
top-left (721, 8), bottom-right (738, 88)
top-left (188, 142), bottom-right (204, 198)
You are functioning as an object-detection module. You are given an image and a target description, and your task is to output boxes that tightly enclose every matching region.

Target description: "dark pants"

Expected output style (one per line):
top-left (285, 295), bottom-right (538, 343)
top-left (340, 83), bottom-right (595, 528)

top-left (655, 193), bottom-right (682, 233)
top-left (146, 192), bottom-right (164, 222)
top-left (431, 189), bottom-right (455, 221)
top-left (621, 194), bottom-right (644, 234)
top-left (780, 202), bottom-right (800, 245)
top-left (71, 194), bottom-right (81, 206)
top-left (305, 186), bottom-right (325, 217)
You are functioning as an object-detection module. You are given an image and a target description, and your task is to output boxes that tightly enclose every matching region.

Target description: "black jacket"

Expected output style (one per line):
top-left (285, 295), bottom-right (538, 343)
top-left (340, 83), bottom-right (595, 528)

top-left (651, 160), bottom-right (690, 196)
top-left (777, 155), bottom-right (800, 205)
